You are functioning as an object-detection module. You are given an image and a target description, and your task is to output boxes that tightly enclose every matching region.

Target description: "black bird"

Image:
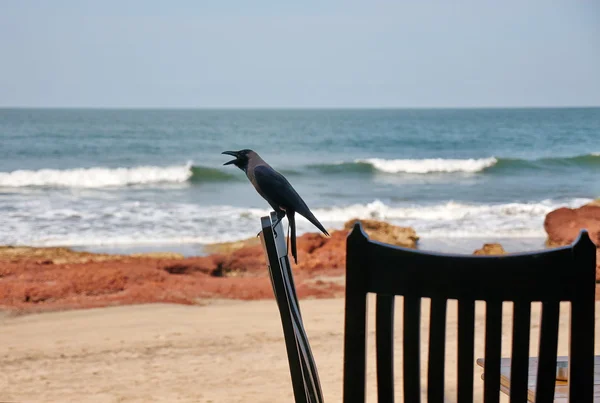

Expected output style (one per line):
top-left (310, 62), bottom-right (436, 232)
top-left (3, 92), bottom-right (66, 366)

top-left (222, 149), bottom-right (329, 263)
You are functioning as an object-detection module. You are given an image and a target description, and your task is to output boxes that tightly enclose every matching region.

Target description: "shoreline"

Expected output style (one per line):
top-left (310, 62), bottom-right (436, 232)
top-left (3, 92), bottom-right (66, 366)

top-left (68, 236), bottom-right (548, 257)
top-left (1, 209), bottom-right (597, 315)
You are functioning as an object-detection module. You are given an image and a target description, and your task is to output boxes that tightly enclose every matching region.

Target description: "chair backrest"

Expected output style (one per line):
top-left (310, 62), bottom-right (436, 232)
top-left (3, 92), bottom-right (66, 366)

top-left (259, 212), bottom-right (324, 403)
top-left (343, 223), bottom-right (597, 403)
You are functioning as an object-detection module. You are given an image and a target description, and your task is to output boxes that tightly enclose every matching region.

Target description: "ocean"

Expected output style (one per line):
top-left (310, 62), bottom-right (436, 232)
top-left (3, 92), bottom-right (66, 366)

top-left (1, 108), bottom-right (598, 255)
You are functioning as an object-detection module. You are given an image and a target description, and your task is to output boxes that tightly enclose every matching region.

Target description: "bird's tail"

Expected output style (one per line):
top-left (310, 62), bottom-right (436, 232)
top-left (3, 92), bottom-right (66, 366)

top-left (300, 208), bottom-right (330, 237)
top-left (289, 212), bottom-right (298, 264)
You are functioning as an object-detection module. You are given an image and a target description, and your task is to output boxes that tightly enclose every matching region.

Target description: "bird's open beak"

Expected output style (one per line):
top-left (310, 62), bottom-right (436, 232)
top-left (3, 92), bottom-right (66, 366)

top-left (222, 151), bottom-right (239, 166)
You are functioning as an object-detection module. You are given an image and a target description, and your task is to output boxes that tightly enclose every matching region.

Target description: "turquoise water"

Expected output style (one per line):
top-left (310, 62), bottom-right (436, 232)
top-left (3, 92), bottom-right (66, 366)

top-left (0, 108), bottom-right (598, 250)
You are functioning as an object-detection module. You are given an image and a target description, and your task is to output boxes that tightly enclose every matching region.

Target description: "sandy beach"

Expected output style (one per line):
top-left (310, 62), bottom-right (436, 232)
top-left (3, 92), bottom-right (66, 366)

top-left (2, 3), bottom-right (599, 402)
top-left (2, 297), bottom-right (599, 403)
top-left (1, 213), bottom-right (598, 402)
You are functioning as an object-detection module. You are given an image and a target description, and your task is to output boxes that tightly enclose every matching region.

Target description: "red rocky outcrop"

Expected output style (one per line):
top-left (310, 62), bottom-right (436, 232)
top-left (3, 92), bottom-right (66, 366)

top-left (473, 243), bottom-right (507, 255)
top-left (0, 220), bottom-right (417, 313)
top-left (544, 204), bottom-right (600, 280)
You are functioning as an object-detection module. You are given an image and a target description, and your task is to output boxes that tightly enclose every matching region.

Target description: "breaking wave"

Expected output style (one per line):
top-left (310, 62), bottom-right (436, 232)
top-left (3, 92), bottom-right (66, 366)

top-left (309, 153), bottom-right (600, 175)
top-left (1, 153), bottom-right (597, 188)
top-left (358, 157), bottom-right (498, 173)
top-left (0, 162), bottom-right (237, 188)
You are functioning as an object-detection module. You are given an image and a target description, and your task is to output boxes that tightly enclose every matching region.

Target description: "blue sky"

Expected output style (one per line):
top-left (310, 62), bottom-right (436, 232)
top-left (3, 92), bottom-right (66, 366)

top-left (1, 1), bottom-right (599, 108)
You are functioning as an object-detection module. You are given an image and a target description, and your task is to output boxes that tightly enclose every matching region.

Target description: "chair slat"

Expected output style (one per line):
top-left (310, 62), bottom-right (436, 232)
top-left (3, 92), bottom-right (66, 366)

top-left (261, 219), bottom-right (308, 402)
top-left (281, 256), bottom-right (324, 403)
top-left (376, 295), bottom-right (395, 403)
top-left (509, 302), bottom-right (531, 402)
top-left (483, 300), bottom-right (502, 403)
top-left (427, 298), bottom-right (447, 403)
top-left (457, 300), bottom-right (475, 403)
top-left (274, 220), bottom-right (322, 402)
top-left (403, 295), bottom-right (421, 403)
top-left (296, 330), bottom-right (321, 403)
top-left (535, 300), bottom-right (560, 402)
top-left (282, 254), bottom-right (303, 320)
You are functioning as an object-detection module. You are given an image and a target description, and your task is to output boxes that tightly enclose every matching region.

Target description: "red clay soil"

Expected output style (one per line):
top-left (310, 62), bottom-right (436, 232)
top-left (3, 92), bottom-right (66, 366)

top-left (2, 210), bottom-right (599, 314)
top-left (0, 218), bottom-right (422, 314)
top-left (0, 231), bottom-right (351, 314)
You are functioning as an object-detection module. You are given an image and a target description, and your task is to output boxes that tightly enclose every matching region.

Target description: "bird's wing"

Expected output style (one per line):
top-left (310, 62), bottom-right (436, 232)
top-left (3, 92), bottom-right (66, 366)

top-left (254, 165), bottom-right (329, 236)
top-left (253, 165), bottom-right (303, 210)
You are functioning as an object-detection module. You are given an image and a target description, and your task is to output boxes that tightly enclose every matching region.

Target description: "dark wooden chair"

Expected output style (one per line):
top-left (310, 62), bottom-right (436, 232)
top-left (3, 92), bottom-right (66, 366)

top-left (343, 223), bottom-right (597, 403)
top-left (259, 212), bottom-right (324, 403)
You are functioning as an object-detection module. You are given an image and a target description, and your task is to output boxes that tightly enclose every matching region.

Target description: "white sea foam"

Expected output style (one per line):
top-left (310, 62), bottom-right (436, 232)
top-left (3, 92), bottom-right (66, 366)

top-left (0, 162), bottom-right (194, 188)
top-left (2, 196), bottom-right (591, 247)
top-left (357, 157), bottom-right (498, 173)
top-left (310, 198), bottom-right (592, 238)
top-left (0, 198), bottom-right (270, 247)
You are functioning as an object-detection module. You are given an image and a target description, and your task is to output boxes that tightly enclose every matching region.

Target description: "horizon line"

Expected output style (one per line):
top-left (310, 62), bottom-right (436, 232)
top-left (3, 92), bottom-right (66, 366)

top-left (1, 105), bottom-right (600, 110)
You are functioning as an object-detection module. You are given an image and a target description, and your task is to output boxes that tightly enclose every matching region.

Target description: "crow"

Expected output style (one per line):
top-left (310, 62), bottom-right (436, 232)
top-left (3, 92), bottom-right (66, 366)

top-left (222, 149), bottom-right (329, 263)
